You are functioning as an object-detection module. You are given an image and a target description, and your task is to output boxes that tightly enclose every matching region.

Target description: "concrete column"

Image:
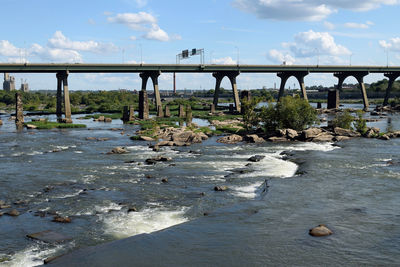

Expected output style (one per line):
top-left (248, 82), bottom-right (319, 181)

top-left (157, 105), bottom-right (164, 117)
top-left (139, 90), bottom-right (149, 119)
top-left (229, 104), bottom-right (234, 113)
top-left (240, 90), bottom-right (252, 115)
top-left (210, 104), bottom-right (216, 114)
top-left (277, 72), bottom-right (290, 101)
top-left (15, 92), bottom-right (24, 125)
top-left (228, 72), bottom-right (240, 113)
top-left (327, 90), bottom-right (339, 109)
top-left (164, 106), bottom-right (170, 117)
top-left (178, 105), bottom-right (185, 118)
top-left (150, 72), bottom-right (162, 109)
top-left (129, 105), bottom-right (135, 121)
top-left (294, 73), bottom-right (308, 101)
top-left (383, 73), bottom-right (400, 106)
top-left (212, 72), bottom-right (224, 108)
top-left (62, 71), bottom-right (72, 123)
top-left (186, 105), bottom-right (192, 127)
top-left (56, 72), bottom-right (63, 121)
top-left (122, 106), bottom-right (130, 123)
top-left (355, 74), bottom-right (369, 111)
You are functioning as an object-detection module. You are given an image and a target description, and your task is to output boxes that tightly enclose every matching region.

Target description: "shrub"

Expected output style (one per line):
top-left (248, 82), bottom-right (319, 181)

top-left (241, 97), bottom-right (260, 131)
top-left (332, 110), bottom-right (353, 129)
top-left (353, 110), bottom-right (367, 134)
top-left (260, 95), bottom-right (317, 132)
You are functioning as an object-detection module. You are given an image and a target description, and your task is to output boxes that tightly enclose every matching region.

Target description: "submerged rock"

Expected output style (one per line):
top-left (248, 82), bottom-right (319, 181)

top-left (309, 224), bottom-right (333, 237)
top-left (108, 147), bottom-right (127, 154)
top-left (127, 207), bottom-right (137, 213)
top-left (27, 230), bottom-right (72, 243)
top-left (248, 155), bottom-right (265, 162)
top-left (52, 216), bottom-right (72, 223)
top-left (5, 209), bottom-right (20, 217)
top-left (214, 186), bottom-right (228, 191)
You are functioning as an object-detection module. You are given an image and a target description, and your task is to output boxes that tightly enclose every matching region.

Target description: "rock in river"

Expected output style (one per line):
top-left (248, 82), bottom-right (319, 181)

top-left (52, 216), bottom-right (72, 223)
top-left (214, 186), bottom-right (228, 191)
top-left (248, 155), bottom-right (265, 162)
top-left (108, 147), bottom-right (127, 154)
top-left (309, 224), bottom-right (333, 237)
top-left (216, 134), bottom-right (243, 144)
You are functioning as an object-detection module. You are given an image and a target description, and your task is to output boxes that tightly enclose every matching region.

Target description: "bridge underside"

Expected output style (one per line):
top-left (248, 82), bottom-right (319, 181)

top-left (3, 64), bottom-right (399, 122)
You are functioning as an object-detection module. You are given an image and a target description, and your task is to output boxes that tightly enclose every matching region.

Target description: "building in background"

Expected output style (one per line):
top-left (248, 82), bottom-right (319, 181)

top-left (20, 79), bottom-right (29, 92)
top-left (3, 73), bottom-right (16, 91)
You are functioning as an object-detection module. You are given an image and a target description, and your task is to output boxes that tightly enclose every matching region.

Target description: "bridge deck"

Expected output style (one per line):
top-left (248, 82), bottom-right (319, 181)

top-left (0, 63), bottom-right (399, 73)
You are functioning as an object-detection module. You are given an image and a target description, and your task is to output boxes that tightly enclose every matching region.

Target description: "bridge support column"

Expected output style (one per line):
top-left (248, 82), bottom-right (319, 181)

top-left (334, 71), bottom-right (369, 111)
top-left (56, 71), bottom-right (72, 123)
top-left (277, 71), bottom-right (309, 101)
top-left (212, 71), bottom-right (240, 113)
top-left (383, 72), bottom-right (400, 106)
top-left (139, 71), bottom-right (162, 119)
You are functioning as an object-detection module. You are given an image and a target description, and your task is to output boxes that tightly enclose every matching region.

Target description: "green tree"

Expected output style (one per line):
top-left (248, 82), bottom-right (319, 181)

top-left (260, 95), bottom-right (317, 132)
top-left (353, 110), bottom-right (367, 134)
top-left (332, 110), bottom-right (353, 129)
top-left (241, 97), bottom-right (261, 131)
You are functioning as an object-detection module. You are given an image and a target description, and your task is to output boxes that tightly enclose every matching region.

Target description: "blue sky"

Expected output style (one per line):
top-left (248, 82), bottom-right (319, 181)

top-left (1, 0), bottom-right (400, 91)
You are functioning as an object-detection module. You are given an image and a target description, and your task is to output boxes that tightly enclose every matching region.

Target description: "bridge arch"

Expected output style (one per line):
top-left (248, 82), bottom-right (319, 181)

top-left (383, 72), bottom-right (400, 106)
top-left (139, 71), bottom-right (162, 119)
top-left (212, 71), bottom-right (241, 113)
top-left (277, 71), bottom-right (309, 101)
top-left (333, 71), bottom-right (369, 110)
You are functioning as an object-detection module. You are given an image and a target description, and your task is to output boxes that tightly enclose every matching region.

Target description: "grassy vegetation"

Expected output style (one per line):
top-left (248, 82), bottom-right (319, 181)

top-left (25, 121), bottom-right (86, 129)
top-left (80, 113), bottom-right (123, 120)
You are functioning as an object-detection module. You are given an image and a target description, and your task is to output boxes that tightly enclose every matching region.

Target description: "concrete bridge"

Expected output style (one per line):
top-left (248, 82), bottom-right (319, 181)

top-left (1, 63), bottom-right (400, 122)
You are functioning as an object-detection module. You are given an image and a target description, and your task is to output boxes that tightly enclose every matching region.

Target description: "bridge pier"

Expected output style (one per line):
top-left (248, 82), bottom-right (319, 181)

top-left (139, 71), bottom-right (162, 119)
top-left (277, 71), bottom-right (309, 101)
top-left (212, 71), bottom-right (240, 113)
top-left (383, 72), bottom-right (400, 106)
top-left (334, 71), bottom-right (369, 110)
top-left (56, 71), bottom-right (72, 123)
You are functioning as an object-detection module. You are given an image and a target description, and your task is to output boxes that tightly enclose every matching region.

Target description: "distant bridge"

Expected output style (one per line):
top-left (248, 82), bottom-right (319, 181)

top-left (1, 63), bottom-right (400, 121)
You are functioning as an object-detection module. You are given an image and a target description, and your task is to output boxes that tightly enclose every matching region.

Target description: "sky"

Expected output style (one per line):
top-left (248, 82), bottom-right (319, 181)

top-left (1, 0), bottom-right (400, 91)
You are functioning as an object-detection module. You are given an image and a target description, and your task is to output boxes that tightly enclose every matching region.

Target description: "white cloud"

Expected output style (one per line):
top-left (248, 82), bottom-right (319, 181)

top-left (134, 0), bottom-right (147, 7)
top-left (344, 22), bottom-right (369, 29)
top-left (232, 0), bottom-right (399, 21)
top-left (48, 31), bottom-right (117, 53)
top-left (107, 12), bottom-right (179, 42)
top-left (211, 56), bottom-right (237, 65)
top-left (0, 40), bottom-right (21, 57)
top-left (130, 36), bottom-right (137, 41)
top-left (289, 30), bottom-right (351, 57)
top-left (107, 12), bottom-right (157, 31)
top-left (379, 37), bottom-right (400, 51)
top-left (143, 24), bottom-right (170, 42)
top-left (323, 21), bottom-right (335, 30)
top-left (267, 49), bottom-right (295, 65)
top-left (30, 43), bottom-right (83, 63)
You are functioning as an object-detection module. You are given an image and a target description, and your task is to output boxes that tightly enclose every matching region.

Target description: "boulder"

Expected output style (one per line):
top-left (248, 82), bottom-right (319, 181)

top-left (0, 119), bottom-right (3, 126)
top-left (191, 132), bottom-right (209, 143)
top-left (161, 178), bottom-right (168, 183)
top-left (5, 209), bottom-right (20, 216)
top-left (248, 155), bottom-right (265, 162)
top-left (0, 204), bottom-right (11, 209)
top-left (286, 129), bottom-right (298, 139)
top-left (364, 127), bottom-right (380, 138)
top-left (104, 118), bottom-right (112, 123)
top-left (334, 127), bottom-right (360, 137)
top-left (97, 116), bottom-right (105, 122)
top-left (379, 134), bottom-right (390, 140)
top-left (52, 216), bottom-right (72, 223)
top-left (156, 141), bottom-right (174, 147)
top-left (245, 134), bottom-right (265, 143)
top-left (127, 207), bottom-right (137, 213)
top-left (301, 128), bottom-right (323, 140)
top-left (140, 136), bottom-right (155, 141)
top-left (214, 186), bottom-right (228, 191)
top-left (309, 224), bottom-right (333, 237)
top-left (387, 131), bottom-right (400, 138)
top-left (145, 156), bottom-right (172, 165)
top-left (26, 124), bottom-right (37, 129)
top-left (312, 133), bottom-right (334, 142)
top-left (108, 147), bottom-right (127, 154)
top-left (216, 134), bottom-right (243, 144)
top-left (268, 136), bottom-right (288, 142)
top-left (172, 131), bottom-right (194, 143)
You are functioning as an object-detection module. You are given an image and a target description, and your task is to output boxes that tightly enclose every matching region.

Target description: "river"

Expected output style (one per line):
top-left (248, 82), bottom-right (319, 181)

top-left (0, 107), bottom-right (399, 266)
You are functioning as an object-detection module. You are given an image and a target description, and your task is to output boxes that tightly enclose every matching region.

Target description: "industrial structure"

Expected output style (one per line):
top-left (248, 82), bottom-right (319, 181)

top-left (3, 73), bottom-right (16, 91)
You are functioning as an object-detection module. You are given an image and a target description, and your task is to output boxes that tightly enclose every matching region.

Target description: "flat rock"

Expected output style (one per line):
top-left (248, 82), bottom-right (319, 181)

top-left (334, 127), bottom-right (360, 137)
top-left (5, 209), bottom-right (19, 216)
top-left (216, 134), bottom-right (243, 144)
top-left (26, 124), bottom-right (37, 129)
top-left (27, 230), bottom-right (72, 243)
top-left (309, 224), bottom-right (333, 237)
top-left (140, 136), bottom-right (154, 141)
top-left (301, 128), bottom-right (323, 140)
top-left (312, 133), bottom-right (334, 142)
